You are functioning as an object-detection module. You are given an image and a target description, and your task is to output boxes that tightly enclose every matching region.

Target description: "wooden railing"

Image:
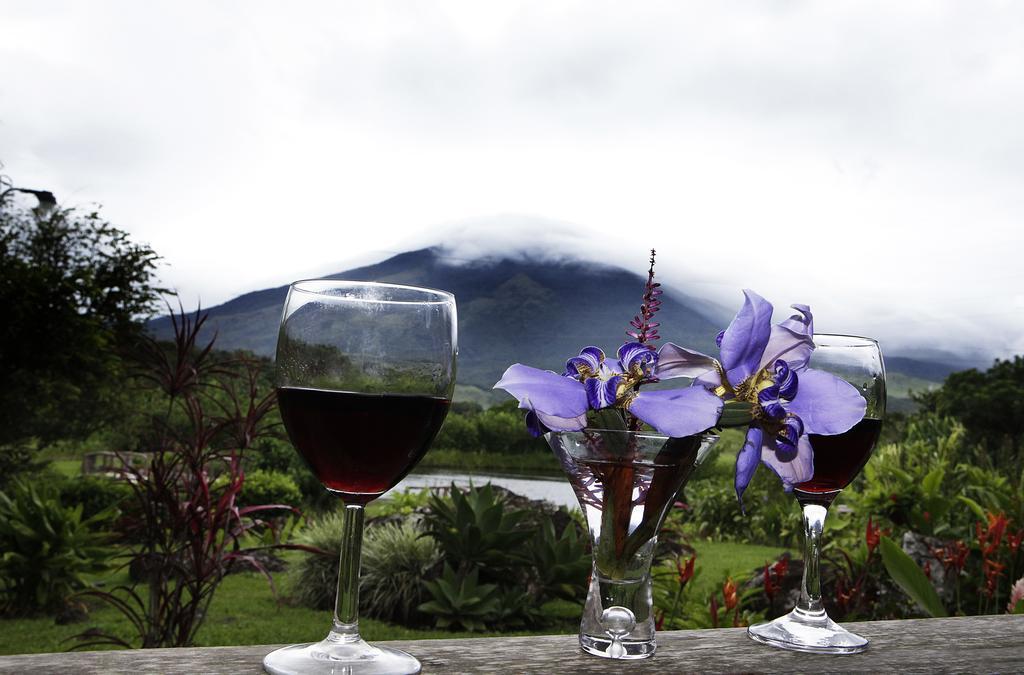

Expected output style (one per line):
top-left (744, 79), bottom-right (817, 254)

top-left (1, 615), bottom-right (1021, 673)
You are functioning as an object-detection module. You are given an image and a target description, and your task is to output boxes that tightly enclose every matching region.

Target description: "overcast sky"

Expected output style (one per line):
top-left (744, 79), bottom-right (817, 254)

top-left (2, 1), bottom-right (1022, 360)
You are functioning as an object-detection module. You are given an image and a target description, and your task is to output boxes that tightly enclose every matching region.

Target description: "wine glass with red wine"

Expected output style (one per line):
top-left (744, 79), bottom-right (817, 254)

top-left (263, 280), bottom-right (456, 675)
top-left (747, 334), bottom-right (885, 654)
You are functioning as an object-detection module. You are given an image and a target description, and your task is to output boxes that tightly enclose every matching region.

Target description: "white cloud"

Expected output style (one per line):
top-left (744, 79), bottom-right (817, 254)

top-left (1, 1), bottom-right (1022, 359)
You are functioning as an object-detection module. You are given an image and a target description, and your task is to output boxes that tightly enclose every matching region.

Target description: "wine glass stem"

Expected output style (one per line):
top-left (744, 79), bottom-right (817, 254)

top-left (797, 503), bottom-right (827, 616)
top-left (332, 503), bottom-right (365, 639)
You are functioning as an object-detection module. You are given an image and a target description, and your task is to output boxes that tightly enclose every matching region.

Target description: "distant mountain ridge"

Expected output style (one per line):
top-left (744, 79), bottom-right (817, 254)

top-left (148, 248), bottom-right (963, 401)
top-left (149, 248), bottom-right (723, 390)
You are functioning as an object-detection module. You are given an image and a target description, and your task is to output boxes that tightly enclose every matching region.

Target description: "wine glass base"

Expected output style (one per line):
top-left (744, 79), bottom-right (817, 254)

top-left (747, 608), bottom-right (868, 655)
top-left (263, 636), bottom-right (421, 675)
top-left (580, 634), bottom-right (656, 659)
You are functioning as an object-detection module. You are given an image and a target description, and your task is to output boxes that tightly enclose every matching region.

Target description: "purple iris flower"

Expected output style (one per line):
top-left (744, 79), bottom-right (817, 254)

top-left (494, 341), bottom-right (723, 439)
top-left (657, 290), bottom-right (866, 502)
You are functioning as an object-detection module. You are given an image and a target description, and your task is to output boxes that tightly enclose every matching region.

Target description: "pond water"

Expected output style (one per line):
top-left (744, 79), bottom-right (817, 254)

top-left (386, 469), bottom-right (578, 510)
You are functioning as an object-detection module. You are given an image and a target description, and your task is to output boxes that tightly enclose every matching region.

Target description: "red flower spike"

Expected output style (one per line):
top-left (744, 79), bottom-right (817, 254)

top-left (677, 555), bottom-right (696, 586)
top-left (866, 516), bottom-right (881, 555)
top-left (723, 577), bottom-right (739, 611)
top-left (772, 557), bottom-right (789, 578)
top-left (763, 564), bottom-right (776, 602)
top-left (627, 249), bottom-right (663, 345)
top-left (1008, 530), bottom-right (1023, 555)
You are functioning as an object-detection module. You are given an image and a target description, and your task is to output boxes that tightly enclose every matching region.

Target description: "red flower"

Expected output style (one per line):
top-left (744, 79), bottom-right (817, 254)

top-left (987, 512), bottom-right (1009, 547)
top-left (1009, 530), bottom-right (1024, 556)
top-left (984, 559), bottom-right (1007, 598)
top-left (676, 555), bottom-right (696, 586)
top-left (763, 556), bottom-right (789, 602)
top-left (763, 564), bottom-right (777, 601)
top-left (866, 516), bottom-right (881, 555)
top-left (723, 577), bottom-right (738, 612)
top-left (933, 540), bottom-right (970, 575)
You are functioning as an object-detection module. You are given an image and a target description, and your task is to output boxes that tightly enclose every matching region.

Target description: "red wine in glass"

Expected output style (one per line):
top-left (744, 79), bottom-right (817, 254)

top-left (277, 387), bottom-right (450, 504)
top-left (794, 417), bottom-right (883, 506)
top-left (264, 280), bottom-right (456, 675)
top-left (747, 334), bottom-right (885, 655)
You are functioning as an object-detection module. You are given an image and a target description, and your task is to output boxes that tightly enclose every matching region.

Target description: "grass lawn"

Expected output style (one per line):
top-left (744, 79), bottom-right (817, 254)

top-left (0, 559), bottom-right (564, 656)
top-left (0, 536), bottom-right (789, 656)
top-left (688, 540), bottom-right (790, 598)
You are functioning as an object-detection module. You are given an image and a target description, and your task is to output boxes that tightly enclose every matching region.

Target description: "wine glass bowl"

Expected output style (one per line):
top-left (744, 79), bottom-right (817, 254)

top-left (793, 334), bottom-right (886, 505)
top-left (747, 334), bottom-right (885, 654)
top-left (265, 280), bottom-right (456, 675)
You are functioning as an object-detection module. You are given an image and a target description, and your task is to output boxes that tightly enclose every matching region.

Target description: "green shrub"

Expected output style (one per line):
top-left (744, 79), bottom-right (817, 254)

top-left (289, 513), bottom-right (440, 621)
top-left (239, 469), bottom-right (302, 508)
top-left (249, 437), bottom-right (337, 512)
top-left (683, 465), bottom-right (800, 547)
top-left (474, 405), bottom-right (541, 455)
top-left (60, 476), bottom-right (133, 520)
top-left (421, 483), bottom-right (532, 578)
top-left (0, 480), bottom-right (115, 615)
top-left (361, 521), bottom-right (440, 623)
top-left (367, 489), bottom-right (432, 518)
top-left (287, 511), bottom-right (346, 611)
top-left (526, 519), bottom-right (590, 602)
top-left (434, 414), bottom-right (480, 452)
top-left (418, 564), bottom-right (500, 631)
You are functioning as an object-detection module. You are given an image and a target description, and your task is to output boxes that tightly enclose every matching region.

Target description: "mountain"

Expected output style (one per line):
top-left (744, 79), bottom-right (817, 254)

top-left (147, 247), bottom-right (960, 405)
top-left (148, 248), bottom-right (722, 390)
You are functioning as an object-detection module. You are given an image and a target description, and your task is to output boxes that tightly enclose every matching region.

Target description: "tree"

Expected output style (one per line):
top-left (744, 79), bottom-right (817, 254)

top-left (915, 356), bottom-right (1024, 476)
top-left (0, 171), bottom-right (164, 473)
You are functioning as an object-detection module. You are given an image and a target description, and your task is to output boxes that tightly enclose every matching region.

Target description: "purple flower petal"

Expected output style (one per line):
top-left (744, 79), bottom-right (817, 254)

top-left (758, 304), bottom-right (815, 373)
top-left (775, 415), bottom-right (805, 456)
top-left (784, 368), bottom-right (867, 435)
top-left (655, 342), bottom-right (719, 379)
top-left (524, 410), bottom-right (543, 437)
top-left (494, 364), bottom-right (588, 418)
top-left (617, 342), bottom-right (656, 372)
top-left (580, 346), bottom-right (605, 367)
top-left (585, 375), bottom-right (621, 409)
top-left (534, 409), bottom-right (588, 433)
top-left (757, 382), bottom-right (786, 420)
top-left (627, 387), bottom-right (723, 437)
top-left (565, 346), bottom-right (606, 377)
top-left (781, 304), bottom-right (813, 334)
top-left (775, 360), bottom-right (798, 400)
top-left (694, 369), bottom-right (725, 393)
top-left (720, 289), bottom-right (773, 387)
top-left (761, 434), bottom-right (814, 489)
top-left (735, 426), bottom-right (762, 504)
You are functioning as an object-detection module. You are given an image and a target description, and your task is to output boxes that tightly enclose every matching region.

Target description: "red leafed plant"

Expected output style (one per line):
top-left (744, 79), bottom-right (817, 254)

top-left (71, 306), bottom-right (299, 649)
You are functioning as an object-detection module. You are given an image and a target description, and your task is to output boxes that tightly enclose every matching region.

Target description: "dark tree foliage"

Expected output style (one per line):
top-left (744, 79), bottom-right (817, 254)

top-left (0, 175), bottom-right (163, 464)
top-left (915, 356), bottom-right (1024, 475)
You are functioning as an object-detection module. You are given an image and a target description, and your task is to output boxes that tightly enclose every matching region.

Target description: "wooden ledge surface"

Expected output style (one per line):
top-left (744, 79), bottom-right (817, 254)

top-left (1, 615), bottom-right (1022, 674)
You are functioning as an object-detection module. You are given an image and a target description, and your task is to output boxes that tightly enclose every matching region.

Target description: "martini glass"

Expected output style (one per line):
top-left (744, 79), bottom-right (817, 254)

top-left (747, 334), bottom-right (885, 654)
top-left (263, 280), bottom-right (456, 675)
